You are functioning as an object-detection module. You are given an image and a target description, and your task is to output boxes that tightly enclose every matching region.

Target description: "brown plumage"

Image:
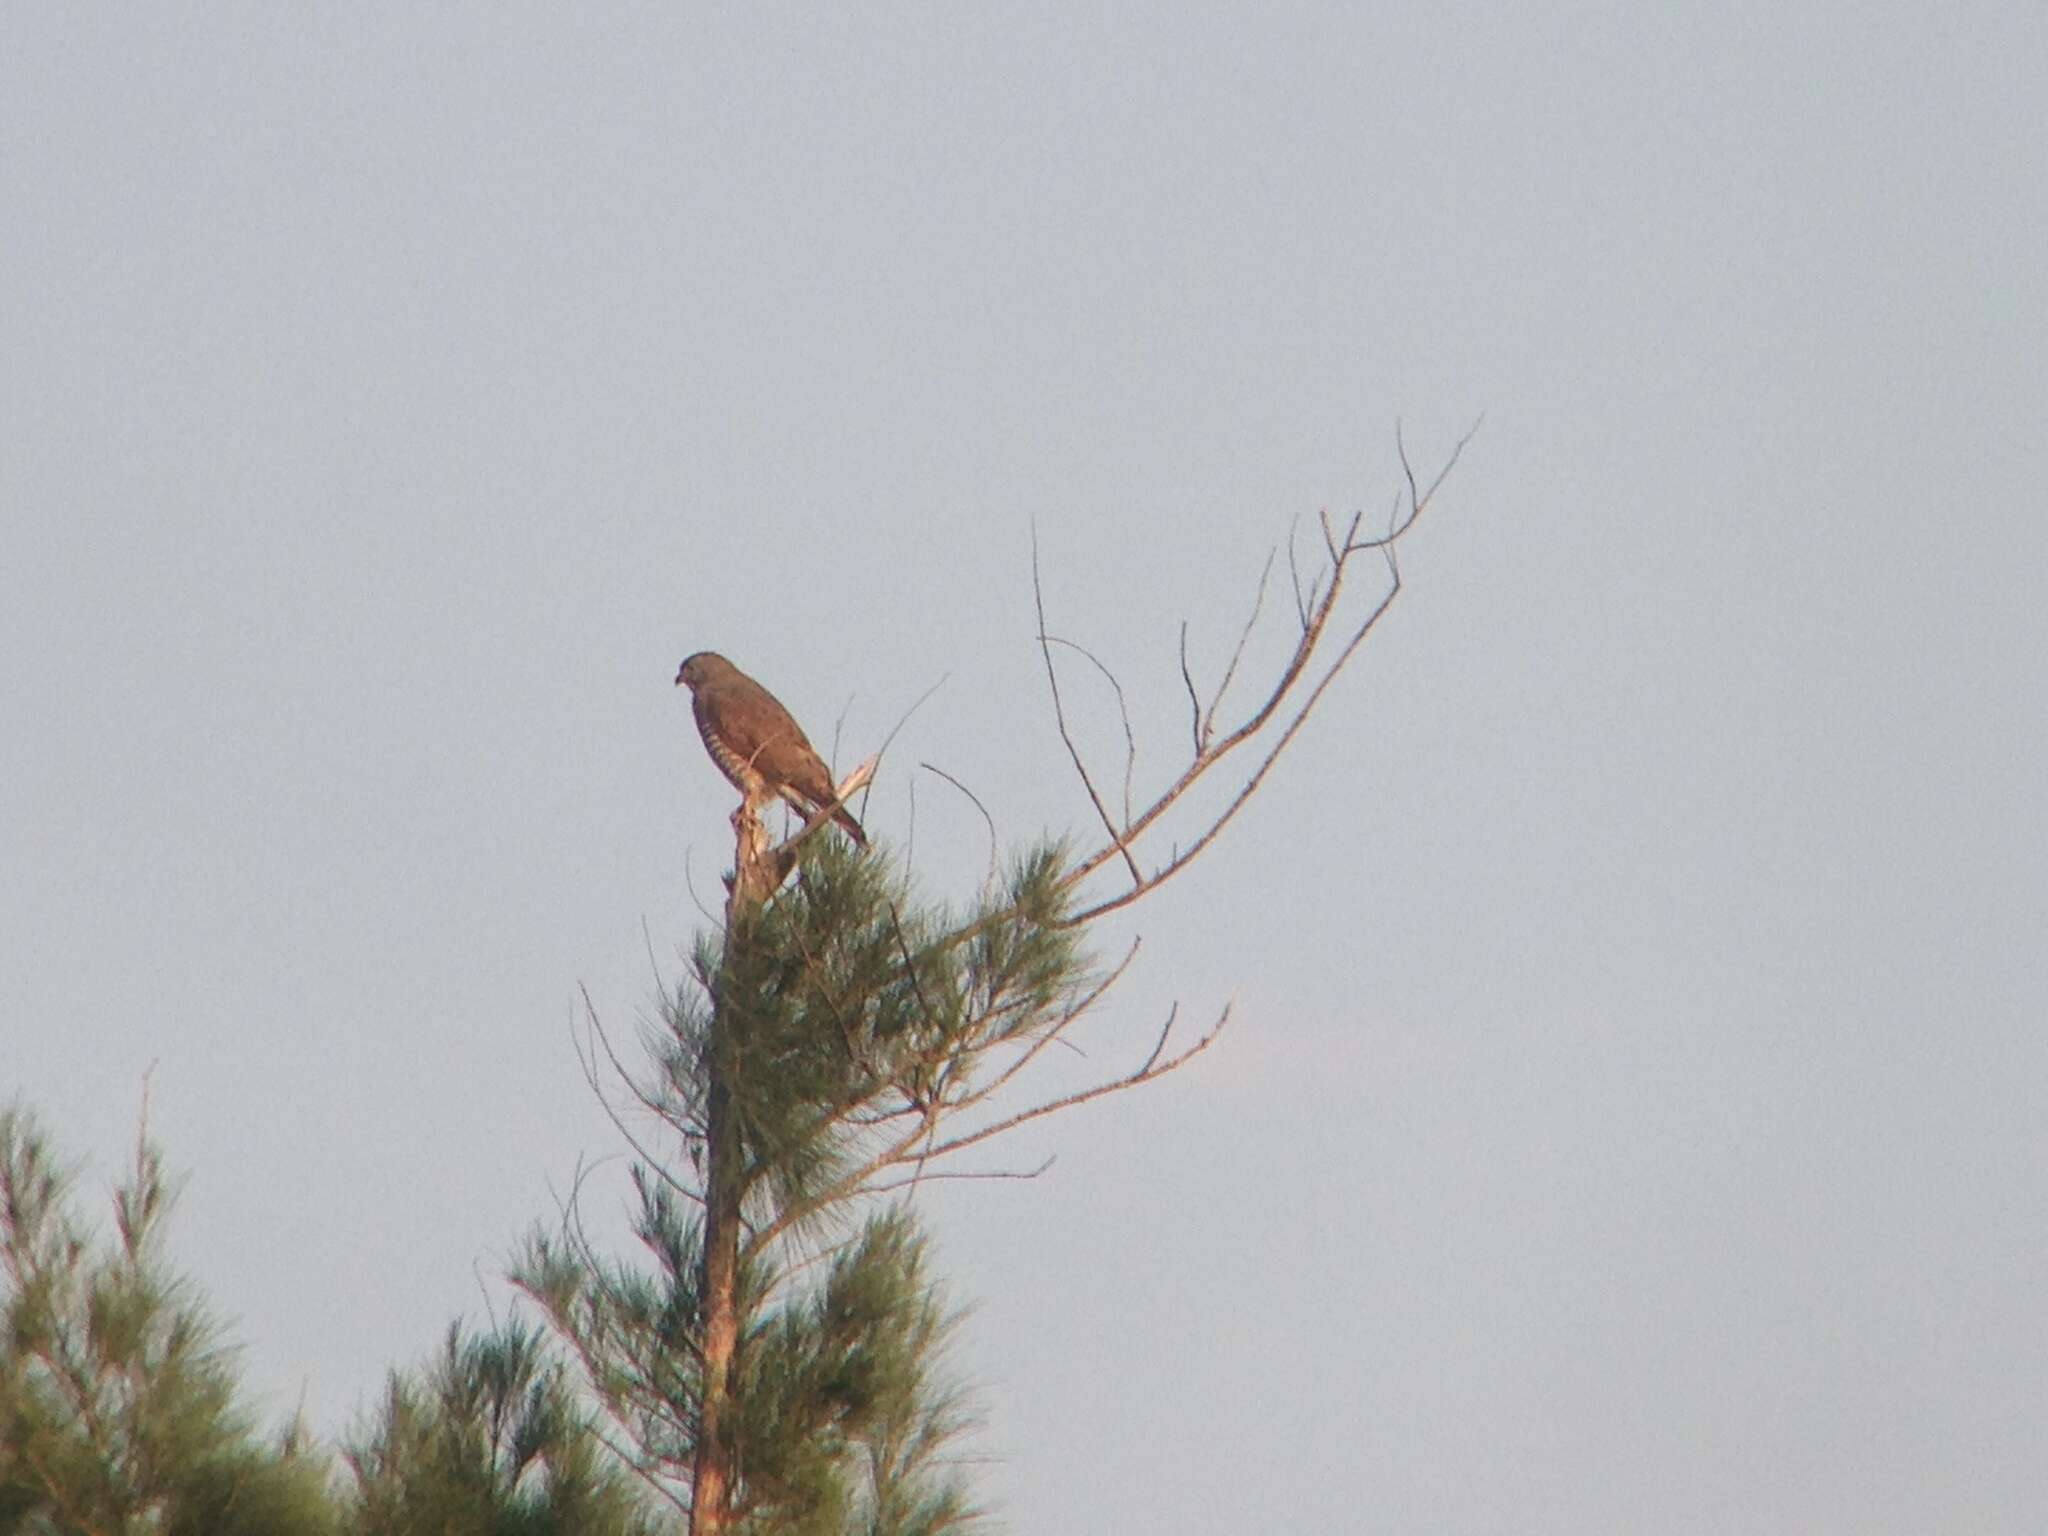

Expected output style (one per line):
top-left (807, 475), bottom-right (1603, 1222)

top-left (675, 651), bottom-right (866, 846)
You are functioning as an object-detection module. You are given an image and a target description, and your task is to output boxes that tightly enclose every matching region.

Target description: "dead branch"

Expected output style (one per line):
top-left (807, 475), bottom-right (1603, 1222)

top-left (574, 987), bottom-right (706, 1207)
top-left (884, 901), bottom-right (945, 1040)
top-left (1031, 522), bottom-right (1143, 890)
top-left (939, 936), bottom-right (1143, 1112)
top-left (1285, 515), bottom-right (1312, 629)
top-left (858, 1156), bottom-right (1057, 1196)
top-left (1041, 423), bottom-right (1476, 924)
top-left (737, 938), bottom-right (1148, 1262)
top-left (860, 674), bottom-right (947, 822)
top-left (914, 1001), bottom-right (1229, 1163)
top-left (1177, 622), bottom-right (1202, 756)
top-left (1039, 634), bottom-right (1138, 831)
top-left (919, 760), bottom-right (1001, 895)
top-left (1065, 557), bottom-right (1403, 926)
top-left (1201, 545), bottom-right (1277, 750)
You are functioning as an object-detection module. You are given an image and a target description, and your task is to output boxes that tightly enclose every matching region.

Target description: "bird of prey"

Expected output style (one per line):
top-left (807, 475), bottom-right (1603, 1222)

top-left (675, 651), bottom-right (867, 846)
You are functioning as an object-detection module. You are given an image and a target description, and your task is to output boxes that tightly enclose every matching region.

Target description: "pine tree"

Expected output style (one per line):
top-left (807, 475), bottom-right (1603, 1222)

top-left (0, 1103), bottom-right (340, 1536)
top-left (517, 835), bottom-right (1046, 1533)
top-left (516, 431), bottom-right (1470, 1535)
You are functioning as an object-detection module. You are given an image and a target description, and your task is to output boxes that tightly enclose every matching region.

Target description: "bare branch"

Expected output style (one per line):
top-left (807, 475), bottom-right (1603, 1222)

top-left (640, 915), bottom-right (669, 1005)
top-left (681, 847), bottom-right (725, 933)
top-left (903, 767), bottom-right (917, 871)
top-left (830, 697), bottom-right (853, 794)
top-left (574, 986), bottom-right (706, 1208)
top-left (1286, 514), bottom-right (1309, 628)
top-left (917, 1001), bottom-right (1230, 1162)
top-left (1056, 564), bottom-right (1341, 894)
top-left (1300, 570), bottom-right (1324, 631)
top-left (885, 901), bottom-right (945, 1041)
top-left (867, 673), bottom-right (948, 789)
top-left (1054, 425), bottom-right (1474, 913)
top-left (929, 937), bottom-right (1144, 1125)
top-left (1345, 416), bottom-right (1480, 553)
top-left (1177, 621), bottom-right (1202, 755)
top-left (858, 1156), bottom-right (1056, 1196)
top-left (1397, 418), bottom-right (1420, 531)
top-left (1041, 633), bottom-right (1138, 831)
top-left (739, 936), bottom-right (1144, 1262)
top-left (919, 760), bottom-right (1001, 894)
top-left (1066, 565), bottom-right (1406, 926)
top-left (1203, 545), bottom-right (1277, 748)
top-left (1032, 522), bottom-right (1144, 891)
top-left (822, 668), bottom-right (947, 838)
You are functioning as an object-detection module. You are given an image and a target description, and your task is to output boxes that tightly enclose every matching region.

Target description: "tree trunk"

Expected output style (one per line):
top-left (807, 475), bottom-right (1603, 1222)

top-left (691, 1066), bottom-right (741, 1534)
top-left (691, 802), bottom-right (774, 1536)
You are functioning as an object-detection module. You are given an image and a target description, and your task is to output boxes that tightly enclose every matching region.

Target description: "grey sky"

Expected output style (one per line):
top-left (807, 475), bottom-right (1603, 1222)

top-left (4, 5), bottom-right (2044, 1531)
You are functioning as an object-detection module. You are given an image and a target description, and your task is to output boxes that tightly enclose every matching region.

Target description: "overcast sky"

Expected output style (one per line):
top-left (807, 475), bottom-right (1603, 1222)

top-left (4, 5), bottom-right (2044, 1532)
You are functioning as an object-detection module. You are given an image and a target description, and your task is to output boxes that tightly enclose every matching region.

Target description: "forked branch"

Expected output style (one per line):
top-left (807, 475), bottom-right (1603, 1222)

top-left (1038, 424), bottom-right (1476, 925)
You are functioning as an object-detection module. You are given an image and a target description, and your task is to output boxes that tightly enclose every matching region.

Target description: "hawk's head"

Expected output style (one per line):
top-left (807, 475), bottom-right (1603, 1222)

top-left (676, 652), bottom-right (733, 691)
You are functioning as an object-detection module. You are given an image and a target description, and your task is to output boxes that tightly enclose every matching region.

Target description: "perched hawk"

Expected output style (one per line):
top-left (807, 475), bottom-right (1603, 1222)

top-left (675, 651), bottom-right (867, 846)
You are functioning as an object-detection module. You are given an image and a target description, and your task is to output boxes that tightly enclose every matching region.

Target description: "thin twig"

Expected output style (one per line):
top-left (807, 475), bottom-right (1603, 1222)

top-left (1344, 417), bottom-right (1480, 553)
top-left (866, 674), bottom-right (948, 818)
top-left (918, 1002), bottom-right (1230, 1161)
top-left (1058, 555), bottom-right (1344, 894)
top-left (885, 902), bottom-right (944, 1037)
top-left (1032, 523), bottom-right (1144, 889)
top-left (859, 1156), bottom-right (1056, 1195)
top-left (1178, 621), bottom-right (1202, 756)
top-left (1055, 425), bottom-right (1474, 906)
top-left (919, 760), bottom-right (1001, 894)
top-left (1040, 633), bottom-right (1138, 831)
top-left (1203, 545), bottom-right (1277, 747)
top-left (575, 987), bottom-right (707, 1207)
top-left (1065, 565), bottom-right (1406, 925)
top-left (1286, 514), bottom-right (1309, 629)
top-left (948, 937), bottom-right (1142, 1108)
top-left (739, 938), bottom-right (1142, 1261)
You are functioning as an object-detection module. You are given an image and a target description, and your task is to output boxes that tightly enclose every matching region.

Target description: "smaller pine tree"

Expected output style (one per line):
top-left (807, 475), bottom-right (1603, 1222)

top-left (0, 1103), bottom-right (339, 1536)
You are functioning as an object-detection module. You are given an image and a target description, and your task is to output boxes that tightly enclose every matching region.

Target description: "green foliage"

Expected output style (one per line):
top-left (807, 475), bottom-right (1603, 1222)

top-left (0, 810), bottom-right (1185, 1536)
top-left (519, 1201), bottom-right (974, 1536)
top-left (509, 1196), bottom-right (707, 1514)
top-left (674, 837), bottom-right (1083, 1222)
top-left (517, 835), bottom-right (1093, 1530)
top-left (729, 1210), bottom-right (976, 1536)
top-left (343, 1317), bottom-right (659, 1536)
top-left (0, 1104), bottom-right (340, 1536)
top-left (0, 833), bottom-right (1106, 1534)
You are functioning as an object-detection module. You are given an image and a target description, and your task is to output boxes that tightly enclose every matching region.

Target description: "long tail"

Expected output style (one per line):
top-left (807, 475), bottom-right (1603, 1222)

top-left (833, 805), bottom-right (868, 847)
top-left (781, 785), bottom-right (867, 847)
